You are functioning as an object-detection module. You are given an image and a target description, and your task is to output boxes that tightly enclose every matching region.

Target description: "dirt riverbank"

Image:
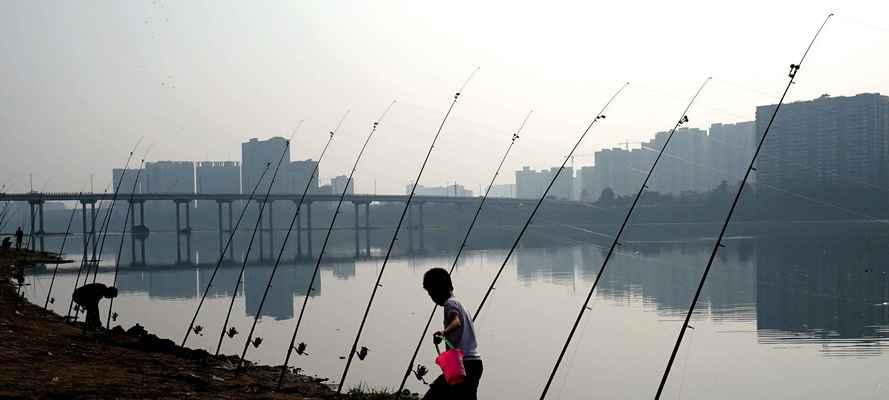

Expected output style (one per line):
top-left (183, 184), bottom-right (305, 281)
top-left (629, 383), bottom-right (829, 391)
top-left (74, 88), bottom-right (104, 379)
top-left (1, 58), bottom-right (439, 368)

top-left (0, 248), bottom-right (402, 399)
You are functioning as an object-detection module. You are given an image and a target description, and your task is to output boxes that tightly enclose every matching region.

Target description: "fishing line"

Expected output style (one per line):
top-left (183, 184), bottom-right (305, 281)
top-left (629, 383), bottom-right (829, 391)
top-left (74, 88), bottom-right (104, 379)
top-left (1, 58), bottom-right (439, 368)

top-left (396, 110), bottom-right (532, 395)
top-left (106, 143), bottom-right (154, 329)
top-left (180, 122), bottom-right (303, 347)
top-left (274, 101), bottom-right (396, 387)
top-left (233, 107), bottom-right (355, 371)
top-left (473, 83), bottom-right (630, 327)
top-left (654, 14), bottom-right (834, 399)
top-left (88, 138), bottom-right (145, 283)
top-left (337, 67), bottom-right (479, 393)
top-left (43, 196), bottom-right (80, 309)
top-left (214, 115), bottom-right (336, 357)
top-left (66, 186), bottom-right (110, 320)
top-left (540, 77), bottom-right (710, 399)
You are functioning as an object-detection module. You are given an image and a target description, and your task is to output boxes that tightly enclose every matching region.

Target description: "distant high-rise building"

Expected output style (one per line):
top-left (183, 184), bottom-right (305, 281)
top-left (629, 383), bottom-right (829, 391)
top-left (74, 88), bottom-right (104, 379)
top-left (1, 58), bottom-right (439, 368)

top-left (709, 121), bottom-right (756, 185)
top-left (644, 127), bottom-right (710, 195)
top-left (593, 148), bottom-right (639, 197)
top-left (241, 137), bottom-right (290, 194)
top-left (488, 183), bottom-right (515, 198)
top-left (143, 161), bottom-right (194, 193)
top-left (286, 160), bottom-right (319, 194)
top-left (330, 175), bottom-right (354, 195)
top-left (756, 93), bottom-right (889, 189)
top-left (577, 166), bottom-right (599, 202)
top-left (196, 161), bottom-right (240, 194)
top-left (406, 183), bottom-right (473, 197)
top-left (112, 168), bottom-right (143, 194)
top-left (515, 166), bottom-right (574, 200)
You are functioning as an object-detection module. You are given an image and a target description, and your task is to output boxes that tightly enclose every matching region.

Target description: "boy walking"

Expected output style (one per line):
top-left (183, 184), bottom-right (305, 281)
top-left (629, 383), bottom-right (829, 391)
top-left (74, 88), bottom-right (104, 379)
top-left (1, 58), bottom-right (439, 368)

top-left (422, 268), bottom-right (483, 400)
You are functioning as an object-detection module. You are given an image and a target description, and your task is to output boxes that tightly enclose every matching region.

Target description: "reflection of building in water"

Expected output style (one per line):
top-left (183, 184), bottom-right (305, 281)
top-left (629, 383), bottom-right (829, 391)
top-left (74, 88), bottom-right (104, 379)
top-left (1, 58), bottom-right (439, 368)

top-left (198, 266), bottom-right (242, 298)
top-left (244, 265), bottom-right (319, 320)
top-left (515, 247), bottom-right (576, 286)
top-left (586, 241), bottom-right (755, 317)
top-left (756, 235), bottom-right (889, 346)
top-left (114, 268), bottom-right (198, 300)
top-left (321, 261), bottom-right (356, 280)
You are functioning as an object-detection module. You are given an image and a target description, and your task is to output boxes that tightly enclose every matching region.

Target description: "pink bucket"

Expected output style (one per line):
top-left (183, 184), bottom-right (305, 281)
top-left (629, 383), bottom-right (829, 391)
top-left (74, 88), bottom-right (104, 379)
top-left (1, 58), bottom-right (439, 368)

top-left (435, 347), bottom-right (466, 385)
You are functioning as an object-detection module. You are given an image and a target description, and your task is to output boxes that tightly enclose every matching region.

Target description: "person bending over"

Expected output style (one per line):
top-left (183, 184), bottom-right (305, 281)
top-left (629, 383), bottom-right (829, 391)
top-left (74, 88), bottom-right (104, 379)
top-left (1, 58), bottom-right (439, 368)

top-left (72, 283), bottom-right (118, 330)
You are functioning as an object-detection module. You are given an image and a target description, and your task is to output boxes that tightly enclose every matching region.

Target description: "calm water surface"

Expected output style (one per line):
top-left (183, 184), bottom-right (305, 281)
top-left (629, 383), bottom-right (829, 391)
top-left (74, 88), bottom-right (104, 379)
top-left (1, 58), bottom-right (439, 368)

top-left (24, 232), bottom-right (889, 399)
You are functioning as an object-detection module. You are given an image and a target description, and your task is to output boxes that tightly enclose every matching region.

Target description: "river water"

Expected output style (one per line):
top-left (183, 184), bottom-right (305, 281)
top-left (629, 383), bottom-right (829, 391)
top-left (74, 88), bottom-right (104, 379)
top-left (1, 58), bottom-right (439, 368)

top-left (23, 231), bottom-right (889, 399)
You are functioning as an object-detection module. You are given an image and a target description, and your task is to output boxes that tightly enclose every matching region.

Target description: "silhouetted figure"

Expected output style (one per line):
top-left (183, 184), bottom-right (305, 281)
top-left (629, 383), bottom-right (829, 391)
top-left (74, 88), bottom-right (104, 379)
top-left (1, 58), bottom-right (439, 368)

top-left (421, 268), bottom-right (483, 400)
top-left (72, 283), bottom-right (118, 330)
top-left (14, 227), bottom-right (23, 249)
top-left (1, 237), bottom-right (10, 250)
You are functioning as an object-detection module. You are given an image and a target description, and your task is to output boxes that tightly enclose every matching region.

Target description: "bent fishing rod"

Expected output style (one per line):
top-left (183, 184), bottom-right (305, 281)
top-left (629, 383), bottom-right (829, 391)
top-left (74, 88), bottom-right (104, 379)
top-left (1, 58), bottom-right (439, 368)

top-left (236, 108), bottom-right (354, 371)
top-left (106, 152), bottom-right (151, 329)
top-left (472, 82), bottom-right (628, 324)
top-left (273, 101), bottom-right (396, 386)
top-left (214, 119), bottom-right (324, 356)
top-left (87, 138), bottom-right (144, 283)
top-left (66, 186), bottom-right (110, 319)
top-left (180, 161), bottom-right (273, 347)
top-left (654, 14), bottom-right (833, 399)
top-left (44, 195), bottom-right (80, 309)
top-left (395, 110), bottom-right (532, 395)
top-left (539, 78), bottom-right (709, 399)
top-left (337, 67), bottom-right (479, 393)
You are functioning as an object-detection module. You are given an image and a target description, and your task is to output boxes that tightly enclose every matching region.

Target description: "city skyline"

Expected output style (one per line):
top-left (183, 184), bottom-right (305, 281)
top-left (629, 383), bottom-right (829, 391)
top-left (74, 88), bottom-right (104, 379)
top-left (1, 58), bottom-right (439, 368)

top-left (2, 1), bottom-right (888, 196)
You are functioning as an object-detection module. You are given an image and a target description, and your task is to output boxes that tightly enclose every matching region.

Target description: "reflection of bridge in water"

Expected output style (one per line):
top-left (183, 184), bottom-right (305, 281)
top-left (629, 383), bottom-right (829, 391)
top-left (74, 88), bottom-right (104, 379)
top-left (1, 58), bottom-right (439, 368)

top-left (4, 192), bottom-right (580, 265)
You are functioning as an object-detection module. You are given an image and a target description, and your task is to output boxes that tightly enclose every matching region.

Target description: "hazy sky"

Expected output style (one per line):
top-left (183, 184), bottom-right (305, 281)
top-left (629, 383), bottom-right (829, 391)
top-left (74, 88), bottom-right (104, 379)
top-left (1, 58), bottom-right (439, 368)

top-left (2, 0), bottom-right (888, 194)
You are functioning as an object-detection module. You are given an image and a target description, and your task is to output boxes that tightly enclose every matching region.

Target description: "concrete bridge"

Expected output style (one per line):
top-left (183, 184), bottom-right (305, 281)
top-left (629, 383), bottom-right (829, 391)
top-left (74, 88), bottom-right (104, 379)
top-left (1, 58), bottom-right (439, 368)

top-left (1, 192), bottom-right (579, 265)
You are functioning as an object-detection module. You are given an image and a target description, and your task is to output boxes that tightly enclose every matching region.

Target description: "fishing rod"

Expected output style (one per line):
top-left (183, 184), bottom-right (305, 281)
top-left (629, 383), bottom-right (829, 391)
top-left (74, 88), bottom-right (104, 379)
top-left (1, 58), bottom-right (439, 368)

top-left (44, 196), bottom-right (81, 309)
top-left (180, 161), bottom-right (273, 347)
top-left (238, 105), bottom-right (372, 374)
top-left (273, 100), bottom-right (396, 387)
top-left (66, 186), bottom-right (110, 319)
top-left (336, 67), bottom-right (479, 393)
top-left (87, 138), bottom-right (144, 283)
top-left (654, 14), bottom-right (833, 399)
top-left (214, 114), bottom-right (347, 357)
top-left (538, 78), bottom-right (709, 399)
top-left (105, 152), bottom-right (150, 329)
top-left (395, 110), bottom-right (532, 394)
top-left (472, 82), bottom-right (628, 323)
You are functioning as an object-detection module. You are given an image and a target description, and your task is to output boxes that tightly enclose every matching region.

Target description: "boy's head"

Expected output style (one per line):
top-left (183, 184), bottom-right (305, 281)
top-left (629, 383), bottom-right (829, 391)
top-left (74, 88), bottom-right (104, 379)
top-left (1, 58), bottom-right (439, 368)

top-left (423, 268), bottom-right (453, 306)
top-left (104, 286), bottom-right (119, 299)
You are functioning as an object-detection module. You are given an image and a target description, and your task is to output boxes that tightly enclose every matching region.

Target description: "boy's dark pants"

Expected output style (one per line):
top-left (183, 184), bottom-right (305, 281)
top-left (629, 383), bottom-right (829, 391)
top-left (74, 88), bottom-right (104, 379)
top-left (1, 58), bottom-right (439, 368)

top-left (422, 359), bottom-right (483, 400)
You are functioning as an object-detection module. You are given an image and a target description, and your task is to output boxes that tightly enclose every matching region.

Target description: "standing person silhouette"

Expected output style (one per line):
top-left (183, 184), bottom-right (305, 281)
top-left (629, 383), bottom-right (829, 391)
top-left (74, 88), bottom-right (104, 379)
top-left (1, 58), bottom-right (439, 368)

top-left (14, 226), bottom-right (23, 249)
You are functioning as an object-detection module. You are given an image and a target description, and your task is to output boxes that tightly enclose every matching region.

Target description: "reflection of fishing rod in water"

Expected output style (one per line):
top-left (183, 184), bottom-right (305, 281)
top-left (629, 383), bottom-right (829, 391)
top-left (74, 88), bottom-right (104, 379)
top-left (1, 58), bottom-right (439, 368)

top-left (471, 82), bottom-right (629, 323)
top-left (273, 101), bottom-right (396, 387)
top-left (106, 144), bottom-right (153, 329)
top-left (87, 138), bottom-right (144, 284)
top-left (179, 160), bottom-right (274, 347)
top-left (396, 110), bottom-right (532, 394)
top-left (538, 78), bottom-right (709, 399)
top-left (214, 112), bottom-right (347, 357)
top-left (236, 108), bottom-right (354, 371)
top-left (44, 194), bottom-right (81, 309)
top-left (336, 67), bottom-right (479, 393)
top-left (654, 14), bottom-right (833, 400)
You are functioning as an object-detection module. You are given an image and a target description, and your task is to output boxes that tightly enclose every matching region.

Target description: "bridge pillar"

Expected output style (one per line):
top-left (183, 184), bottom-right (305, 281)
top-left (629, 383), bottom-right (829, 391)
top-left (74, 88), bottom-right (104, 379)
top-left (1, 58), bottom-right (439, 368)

top-left (364, 203), bottom-right (371, 257)
top-left (294, 200), bottom-right (302, 260)
top-left (175, 201), bottom-right (182, 264)
top-left (90, 202), bottom-right (97, 252)
top-left (407, 203), bottom-right (414, 253)
top-left (28, 201), bottom-right (35, 250)
top-left (256, 200), bottom-right (264, 261)
top-left (418, 202), bottom-right (425, 252)
top-left (37, 200), bottom-right (45, 251)
top-left (185, 201), bottom-right (192, 264)
top-left (129, 202), bottom-right (136, 265)
top-left (354, 202), bottom-right (360, 258)
top-left (267, 200), bottom-right (275, 261)
top-left (217, 201), bottom-right (224, 260)
top-left (226, 201), bottom-right (234, 261)
top-left (81, 201), bottom-right (89, 257)
top-left (306, 201), bottom-right (313, 258)
top-left (174, 200), bottom-right (192, 265)
top-left (129, 200), bottom-right (147, 267)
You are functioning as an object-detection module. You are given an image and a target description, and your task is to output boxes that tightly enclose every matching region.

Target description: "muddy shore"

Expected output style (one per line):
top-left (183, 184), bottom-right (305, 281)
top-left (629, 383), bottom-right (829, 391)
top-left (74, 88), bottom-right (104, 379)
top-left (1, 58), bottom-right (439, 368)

top-left (0, 248), bottom-right (403, 399)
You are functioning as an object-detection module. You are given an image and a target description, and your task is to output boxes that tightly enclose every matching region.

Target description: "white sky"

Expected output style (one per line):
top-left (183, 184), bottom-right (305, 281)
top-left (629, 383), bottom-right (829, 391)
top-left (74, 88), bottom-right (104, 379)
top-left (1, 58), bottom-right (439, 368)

top-left (1, 0), bottom-right (887, 194)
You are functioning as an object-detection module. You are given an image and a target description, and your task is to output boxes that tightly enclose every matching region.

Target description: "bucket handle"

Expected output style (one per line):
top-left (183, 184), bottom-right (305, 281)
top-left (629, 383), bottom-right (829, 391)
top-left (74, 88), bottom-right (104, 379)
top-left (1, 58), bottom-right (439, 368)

top-left (434, 336), bottom-right (457, 355)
